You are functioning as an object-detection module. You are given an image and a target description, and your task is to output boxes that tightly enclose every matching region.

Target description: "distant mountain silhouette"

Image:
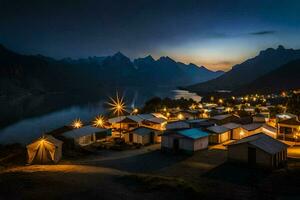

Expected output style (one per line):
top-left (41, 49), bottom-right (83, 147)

top-left (234, 59), bottom-right (300, 94)
top-left (187, 45), bottom-right (300, 94)
top-left (0, 44), bottom-right (222, 96)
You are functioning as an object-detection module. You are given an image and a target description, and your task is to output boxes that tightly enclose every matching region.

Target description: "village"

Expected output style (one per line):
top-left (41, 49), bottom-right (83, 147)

top-left (0, 91), bottom-right (300, 199)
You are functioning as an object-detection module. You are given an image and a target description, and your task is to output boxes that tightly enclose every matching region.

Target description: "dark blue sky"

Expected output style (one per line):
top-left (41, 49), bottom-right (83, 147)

top-left (1, 0), bottom-right (300, 71)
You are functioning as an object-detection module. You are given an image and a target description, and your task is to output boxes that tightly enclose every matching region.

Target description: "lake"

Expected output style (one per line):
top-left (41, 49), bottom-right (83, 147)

top-left (0, 88), bottom-right (201, 145)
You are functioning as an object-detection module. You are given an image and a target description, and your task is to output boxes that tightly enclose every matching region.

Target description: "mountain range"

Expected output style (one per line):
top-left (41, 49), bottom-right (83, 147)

top-left (0, 44), bottom-right (223, 97)
top-left (186, 45), bottom-right (300, 94)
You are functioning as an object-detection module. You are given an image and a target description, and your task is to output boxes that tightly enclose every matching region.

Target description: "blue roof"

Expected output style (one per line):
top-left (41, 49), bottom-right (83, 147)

top-left (177, 128), bottom-right (209, 140)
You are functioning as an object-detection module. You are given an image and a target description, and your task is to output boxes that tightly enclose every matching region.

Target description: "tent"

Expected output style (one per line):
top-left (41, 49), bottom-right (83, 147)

top-left (27, 135), bottom-right (63, 164)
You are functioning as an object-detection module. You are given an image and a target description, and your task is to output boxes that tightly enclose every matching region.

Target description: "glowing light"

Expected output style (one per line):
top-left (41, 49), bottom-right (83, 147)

top-left (232, 96), bottom-right (236, 100)
top-left (93, 115), bottom-right (105, 127)
top-left (166, 112), bottom-right (170, 117)
top-left (163, 107), bottom-right (167, 112)
top-left (210, 96), bottom-right (214, 101)
top-left (108, 92), bottom-right (126, 116)
top-left (72, 119), bottom-right (83, 129)
top-left (190, 104), bottom-right (196, 110)
top-left (177, 113), bottom-right (184, 120)
top-left (218, 99), bottom-right (223, 104)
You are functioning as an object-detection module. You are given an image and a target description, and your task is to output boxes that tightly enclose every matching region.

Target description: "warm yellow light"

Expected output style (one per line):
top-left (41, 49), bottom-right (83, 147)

top-left (232, 96), bottom-right (235, 100)
top-left (177, 113), bottom-right (183, 120)
top-left (72, 119), bottom-right (83, 129)
top-left (108, 92), bottom-right (126, 116)
top-left (218, 99), bottom-right (223, 104)
top-left (240, 131), bottom-right (245, 136)
top-left (163, 107), bottom-right (167, 112)
top-left (190, 104), bottom-right (196, 110)
top-left (93, 115), bottom-right (105, 128)
top-left (166, 112), bottom-right (170, 117)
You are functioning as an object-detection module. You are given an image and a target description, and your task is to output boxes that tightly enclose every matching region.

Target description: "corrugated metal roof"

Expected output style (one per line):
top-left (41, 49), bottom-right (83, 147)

top-left (131, 127), bottom-right (160, 136)
top-left (211, 114), bottom-right (232, 120)
top-left (241, 123), bottom-right (263, 131)
top-left (63, 125), bottom-right (109, 139)
top-left (278, 118), bottom-right (300, 126)
top-left (177, 128), bottom-right (209, 140)
top-left (229, 133), bottom-right (288, 155)
top-left (166, 121), bottom-right (190, 130)
top-left (222, 123), bottom-right (241, 130)
top-left (207, 125), bottom-right (230, 134)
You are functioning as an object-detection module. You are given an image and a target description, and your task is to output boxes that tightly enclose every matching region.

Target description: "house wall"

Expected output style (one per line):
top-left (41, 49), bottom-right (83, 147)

top-left (162, 135), bottom-right (206, 152)
top-left (232, 128), bottom-right (242, 140)
top-left (193, 137), bottom-right (209, 151)
top-left (209, 131), bottom-right (230, 144)
top-left (228, 143), bottom-right (287, 168)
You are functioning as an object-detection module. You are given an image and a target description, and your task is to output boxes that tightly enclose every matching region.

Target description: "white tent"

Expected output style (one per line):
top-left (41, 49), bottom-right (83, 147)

top-left (27, 135), bottom-right (63, 164)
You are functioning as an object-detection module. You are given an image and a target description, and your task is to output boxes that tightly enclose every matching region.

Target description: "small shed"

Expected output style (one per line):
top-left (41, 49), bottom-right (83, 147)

top-left (207, 125), bottom-right (231, 144)
top-left (124, 127), bottom-right (162, 145)
top-left (161, 128), bottom-right (209, 153)
top-left (27, 135), bottom-right (63, 164)
top-left (63, 126), bottom-right (111, 146)
top-left (227, 133), bottom-right (288, 168)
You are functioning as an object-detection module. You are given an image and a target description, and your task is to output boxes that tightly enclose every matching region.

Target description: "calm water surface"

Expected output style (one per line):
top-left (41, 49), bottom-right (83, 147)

top-left (0, 88), bottom-right (201, 144)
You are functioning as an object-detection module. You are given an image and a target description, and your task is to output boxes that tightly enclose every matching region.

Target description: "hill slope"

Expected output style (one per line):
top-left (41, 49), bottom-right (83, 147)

top-left (187, 45), bottom-right (300, 93)
top-left (235, 59), bottom-right (300, 94)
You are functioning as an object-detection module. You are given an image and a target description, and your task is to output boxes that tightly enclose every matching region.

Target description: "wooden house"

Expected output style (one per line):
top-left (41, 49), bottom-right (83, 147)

top-left (209, 114), bottom-right (240, 125)
top-left (278, 118), bottom-right (300, 141)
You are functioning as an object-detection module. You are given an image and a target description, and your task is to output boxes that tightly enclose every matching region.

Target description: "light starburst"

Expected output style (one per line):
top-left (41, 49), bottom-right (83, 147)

top-left (93, 115), bottom-right (105, 127)
top-left (72, 118), bottom-right (83, 129)
top-left (107, 92), bottom-right (126, 116)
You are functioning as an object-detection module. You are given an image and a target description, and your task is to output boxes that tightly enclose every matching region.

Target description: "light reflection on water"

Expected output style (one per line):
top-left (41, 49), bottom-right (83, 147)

top-left (0, 89), bottom-right (201, 144)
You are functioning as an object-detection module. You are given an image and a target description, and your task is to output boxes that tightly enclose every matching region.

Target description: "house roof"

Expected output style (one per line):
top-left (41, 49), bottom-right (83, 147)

top-left (108, 115), bottom-right (144, 124)
top-left (229, 133), bottom-right (288, 155)
top-left (166, 121), bottom-right (190, 130)
top-left (241, 123), bottom-right (263, 131)
top-left (186, 119), bottom-right (207, 124)
top-left (146, 117), bottom-right (166, 124)
top-left (211, 114), bottom-right (234, 120)
top-left (207, 125), bottom-right (230, 134)
top-left (131, 127), bottom-right (160, 136)
top-left (177, 128), bottom-right (209, 140)
top-left (278, 118), bottom-right (300, 126)
top-left (222, 122), bottom-right (241, 130)
top-left (253, 113), bottom-right (267, 118)
top-left (63, 125), bottom-right (109, 139)
top-left (27, 135), bottom-right (63, 148)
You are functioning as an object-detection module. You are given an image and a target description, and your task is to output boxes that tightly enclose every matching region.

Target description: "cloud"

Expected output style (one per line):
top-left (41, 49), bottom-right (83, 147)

top-left (249, 30), bottom-right (276, 35)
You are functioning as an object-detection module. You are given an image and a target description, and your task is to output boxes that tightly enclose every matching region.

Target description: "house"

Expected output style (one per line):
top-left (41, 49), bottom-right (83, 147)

top-left (108, 115), bottom-right (144, 131)
top-left (166, 120), bottom-right (190, 130)
top-left (206, 125), bottom-right (231, 144)
top-left (228, 123), bottom-right (277, 140)
top-left (278, 118), bottom-right (300, 141)
top-left (138, 114), bottom-right (167, 130)
top-left (239, 123), bottom-right (264, 139)
top-left (222, 122), bottom-right (242, 140)
top-left (209, 114), bottom-right (240, 125)
top-left (27, 135), bottom-right (63, 164)
top-left (227, 133), bottom-right (288, 168)
top-left (161, 128), bottom-right (209, 153)
top-left (124, 127), bottom-right (162, 145)
top-left (62, 125), bottom-right (111, 146)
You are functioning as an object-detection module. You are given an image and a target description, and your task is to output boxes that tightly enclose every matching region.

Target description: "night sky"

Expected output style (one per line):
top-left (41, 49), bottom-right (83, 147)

top-left (1, 0), bottom-right (300, 71)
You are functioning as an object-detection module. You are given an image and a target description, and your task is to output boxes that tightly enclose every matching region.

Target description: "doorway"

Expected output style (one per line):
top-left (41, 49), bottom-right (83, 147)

top-left (173, 138), bottom-right (179, 151)
top-left (248, 147), bottom-right (256, 165)
top-left (129, 133), bottom-right (133, 142)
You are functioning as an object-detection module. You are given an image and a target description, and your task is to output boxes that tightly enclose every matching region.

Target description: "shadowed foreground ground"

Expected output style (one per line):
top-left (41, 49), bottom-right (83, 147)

top-left (0, 145), bottom-right (299, 200)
